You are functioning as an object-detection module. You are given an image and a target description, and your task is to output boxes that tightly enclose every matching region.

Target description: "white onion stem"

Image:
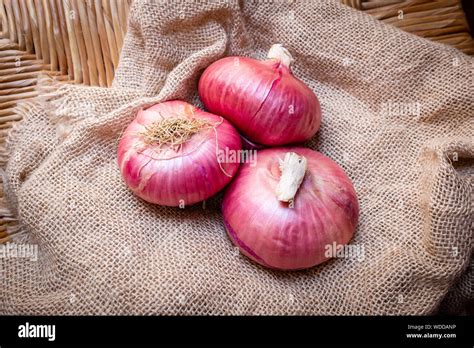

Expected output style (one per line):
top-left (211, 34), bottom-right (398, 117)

top-left (267, 44), bottom-right (294, 68)
top-left (275, 152), bottom-right (307, 202)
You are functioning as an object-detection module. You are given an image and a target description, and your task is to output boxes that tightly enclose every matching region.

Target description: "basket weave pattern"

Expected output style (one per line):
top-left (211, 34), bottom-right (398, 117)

top-left (342, 0), bottom-right (474, 55)
top-left (0, 0), bottom-right (130, 127)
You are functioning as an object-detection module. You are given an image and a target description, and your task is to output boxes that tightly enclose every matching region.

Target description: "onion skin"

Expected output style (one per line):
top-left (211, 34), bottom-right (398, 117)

top-left (222, 147), bottom-right (359, 270)
top-left (118, 100), bottom-right (241, 206)
top-left (240, 135), bottom-right (265, 151)
top-left (198, 51), bottom-right (321, 146)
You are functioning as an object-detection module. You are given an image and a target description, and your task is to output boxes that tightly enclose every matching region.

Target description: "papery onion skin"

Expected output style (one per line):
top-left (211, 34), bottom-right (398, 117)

top-left (118, 100), bottom-right (242, 207)
top-left (198, 50), bottom-right (321, 146)
top-left (222, 147), bottom-right (359, 270)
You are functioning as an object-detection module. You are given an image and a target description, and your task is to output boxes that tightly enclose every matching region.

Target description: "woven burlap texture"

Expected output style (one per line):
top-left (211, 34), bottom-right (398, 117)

top-left (1, 0), bottom-right (473, 315)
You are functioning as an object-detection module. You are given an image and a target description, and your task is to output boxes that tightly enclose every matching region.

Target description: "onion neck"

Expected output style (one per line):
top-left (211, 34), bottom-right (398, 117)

top-left (275, 152), bottom-right (307, 202)
top-left (267, 44), bottom-right (294, 69)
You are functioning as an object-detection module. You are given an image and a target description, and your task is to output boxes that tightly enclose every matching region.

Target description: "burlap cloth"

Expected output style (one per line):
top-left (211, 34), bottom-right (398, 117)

top-left (0, 0), bottom-right (472, 315)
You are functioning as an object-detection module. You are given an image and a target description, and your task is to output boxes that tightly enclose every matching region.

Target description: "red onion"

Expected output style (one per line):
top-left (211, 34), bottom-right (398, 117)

top-left (240, 135), bottom-right (265, 151)
top-left (199, 44), bottom-right (321, 146)
top-left (118, 100), bottom-right (241, 206)
top-left (222, 147), bottom-right (359, 270)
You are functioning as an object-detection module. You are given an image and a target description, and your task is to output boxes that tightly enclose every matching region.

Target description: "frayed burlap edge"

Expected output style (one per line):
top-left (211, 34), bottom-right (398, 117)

top-left (0, 76), bottom-right (75, 243)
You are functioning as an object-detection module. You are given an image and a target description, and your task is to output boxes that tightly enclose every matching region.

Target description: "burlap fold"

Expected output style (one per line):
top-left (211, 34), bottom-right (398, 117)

top-left (1, 0), bottom-right (472, 315)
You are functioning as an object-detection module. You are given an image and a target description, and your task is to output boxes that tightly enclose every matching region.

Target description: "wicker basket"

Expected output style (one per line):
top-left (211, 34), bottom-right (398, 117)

top-left (0, 0), bottom-right (472, 243)
top-left (342, 0), bottom-right (474, 55)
